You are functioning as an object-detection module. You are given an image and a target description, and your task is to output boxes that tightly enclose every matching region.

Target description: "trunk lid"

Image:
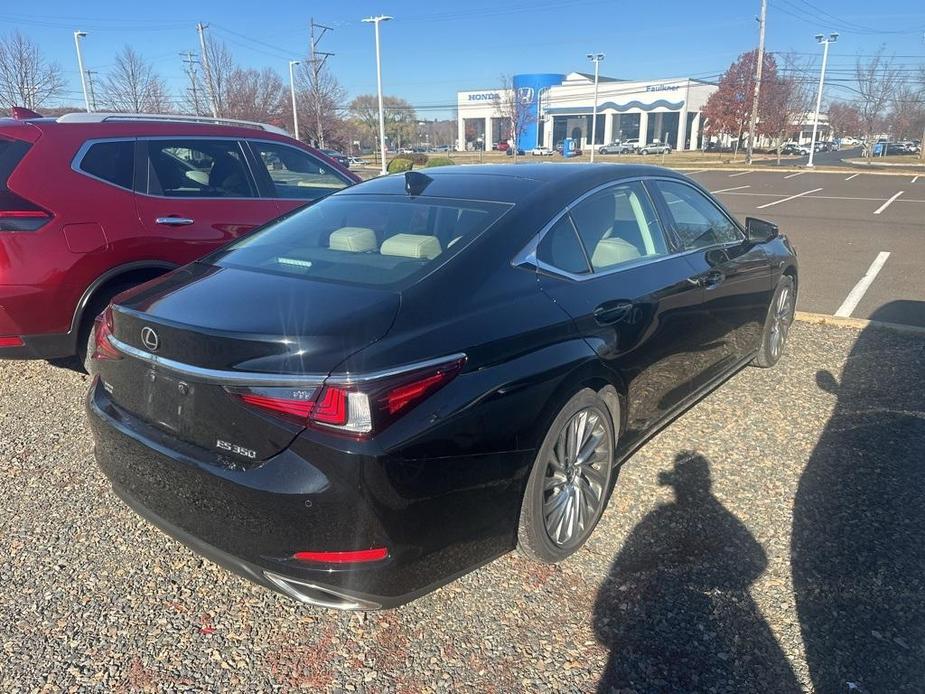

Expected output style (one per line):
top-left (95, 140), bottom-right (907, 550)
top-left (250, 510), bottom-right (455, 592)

top-left (99, 262), bottom-right (399, 463)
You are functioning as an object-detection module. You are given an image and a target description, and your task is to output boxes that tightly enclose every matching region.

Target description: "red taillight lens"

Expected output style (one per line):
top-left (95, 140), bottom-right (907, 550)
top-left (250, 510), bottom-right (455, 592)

top-left (230, 355), bottom-right (466, 438)
top-left (293, 547), bottom-right (388, 564)
top-left (0, 192), bottom-right (52, 232)
top-left (91, 306), bottom-right (122, 361)
top-left (0, 336), bottom-right (24, 348)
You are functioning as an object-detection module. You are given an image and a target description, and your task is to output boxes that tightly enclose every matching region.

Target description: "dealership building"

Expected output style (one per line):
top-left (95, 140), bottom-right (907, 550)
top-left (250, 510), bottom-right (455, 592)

top-left (457, 72), bottom-right (717, 152)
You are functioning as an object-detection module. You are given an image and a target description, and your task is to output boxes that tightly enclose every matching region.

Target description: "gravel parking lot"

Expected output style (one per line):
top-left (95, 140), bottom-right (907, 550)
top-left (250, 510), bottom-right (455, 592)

top-left (1, 320), bottom-right (923, 692)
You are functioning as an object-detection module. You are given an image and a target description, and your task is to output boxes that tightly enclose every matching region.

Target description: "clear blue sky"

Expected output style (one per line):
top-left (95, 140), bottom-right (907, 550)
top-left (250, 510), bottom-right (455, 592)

top-left (3, 0), bottom-right (924, 117)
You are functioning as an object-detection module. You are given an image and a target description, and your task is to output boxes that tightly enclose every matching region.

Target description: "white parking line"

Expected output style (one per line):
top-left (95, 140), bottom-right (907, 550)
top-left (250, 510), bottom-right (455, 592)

top-left (913, 175), bottom-right (920, 183)
top-left (710, 185), bottom-right (751, 194)
top-left (834, 252), bottom-right (890, 318)
top-left (873, 191), bottom-right (904, 215)
top-left (784, 171), bottom-right (805, 179)
top-left (685, 168), bottom-right (709, 174)
top-left (845, 173), bottom-right (860, 181)
top-left (755, 187), bottom-right (823, 209)
top-left (728, 171), bottom-right (751, 177)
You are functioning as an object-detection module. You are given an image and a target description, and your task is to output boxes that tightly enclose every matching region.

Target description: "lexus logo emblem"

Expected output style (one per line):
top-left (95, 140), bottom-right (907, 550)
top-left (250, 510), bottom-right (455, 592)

top-left (140, 326), bottom-right (159, 352)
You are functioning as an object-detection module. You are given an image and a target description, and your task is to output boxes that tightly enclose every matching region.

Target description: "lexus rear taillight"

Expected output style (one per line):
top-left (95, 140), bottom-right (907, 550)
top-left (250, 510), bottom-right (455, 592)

top-left (230, 355), bottom-right (466, 438)
top-left (91, 306), bottom-right (121, 361)
top-left (0, 191), bottom-right (51, 232)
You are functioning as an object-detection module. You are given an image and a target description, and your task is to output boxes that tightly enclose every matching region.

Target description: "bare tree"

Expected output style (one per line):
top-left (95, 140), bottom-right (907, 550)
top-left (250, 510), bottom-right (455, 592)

top-left (102, 46), bottom-right (171, 113)
top-left (854, 51), bottom-right (900, 159)
top-left (223, 67), bottom-right (286, 125)
top-left (200, 38), bottom-right (236, 118)
top-left (496, 74), bottom-right (534, 160)
top-left (295, 62), bottom-right (345, 147)
top-left (0, 31), bottom-right (65, 111)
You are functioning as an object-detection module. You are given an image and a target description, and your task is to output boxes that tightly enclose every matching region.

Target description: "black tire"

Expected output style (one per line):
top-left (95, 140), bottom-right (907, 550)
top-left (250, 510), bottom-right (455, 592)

top-left (752, 275), bottom-right (796, 368)
top-left (517, 389), bottom-right (615, 563)
top-left (640, 149), bottom-right (649, 156)
top-left (77, 282), bottom-right (135, 373)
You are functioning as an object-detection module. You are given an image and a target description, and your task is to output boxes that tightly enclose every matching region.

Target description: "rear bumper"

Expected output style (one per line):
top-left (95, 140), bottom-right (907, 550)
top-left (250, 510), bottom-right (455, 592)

top-left (0, 286), bottom-right (76, 359)
top-left (86, 379), bottom-right (532, 609)
top-left (0, 331), bottom-right (76, 360)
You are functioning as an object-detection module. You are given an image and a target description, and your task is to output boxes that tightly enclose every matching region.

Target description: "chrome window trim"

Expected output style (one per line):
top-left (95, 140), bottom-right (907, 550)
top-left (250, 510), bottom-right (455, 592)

top-left (512, 175), bottom-right (746, 283)
top-left (108, 334), bottom-right (465, 388)
top-left (70, 137), bottom-right (137, 192)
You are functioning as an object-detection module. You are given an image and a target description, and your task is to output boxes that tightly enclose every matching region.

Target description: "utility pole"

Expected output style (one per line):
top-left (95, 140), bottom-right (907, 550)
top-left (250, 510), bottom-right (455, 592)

top-left (74, 31), bottom-right (90, 113)
top-left (746, 0), bottom-right (767, 165)
top-left (309, 18), bottom-right (334, 148)
top-left (807, 32), bottom-right (838, 168)
top-left (197, 23), bottom-right (218, 118)
top-left (181, 50), bottom-right (202, 115)
top-left (85, 70), bottom-right (98, 111)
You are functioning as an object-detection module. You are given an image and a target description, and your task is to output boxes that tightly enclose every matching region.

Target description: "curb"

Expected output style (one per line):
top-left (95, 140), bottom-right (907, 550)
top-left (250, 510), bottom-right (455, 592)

top-left (843, 158), bottom-right (925, 171)
top-left (795, 311), bottom-right (925, 336)
top-left (672, 166), bottom-right (918, 177)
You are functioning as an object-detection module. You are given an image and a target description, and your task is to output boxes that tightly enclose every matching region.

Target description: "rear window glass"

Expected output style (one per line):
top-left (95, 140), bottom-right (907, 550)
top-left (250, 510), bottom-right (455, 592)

top-left (211, 194), bottom-right (511, 287)
top-left (78, 140), bottom-right (134, 189)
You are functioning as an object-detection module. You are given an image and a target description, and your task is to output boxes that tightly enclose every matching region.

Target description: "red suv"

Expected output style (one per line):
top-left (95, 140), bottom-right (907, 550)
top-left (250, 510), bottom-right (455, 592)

top-left (0, 111), bottom-right (361, 365)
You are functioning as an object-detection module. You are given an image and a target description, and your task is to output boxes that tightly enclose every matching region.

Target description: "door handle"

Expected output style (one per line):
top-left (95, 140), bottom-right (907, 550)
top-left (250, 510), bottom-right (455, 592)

top-left (155, 216), bottom-right (195, 226)
top-left (593, 301), bottom-right (634, 325)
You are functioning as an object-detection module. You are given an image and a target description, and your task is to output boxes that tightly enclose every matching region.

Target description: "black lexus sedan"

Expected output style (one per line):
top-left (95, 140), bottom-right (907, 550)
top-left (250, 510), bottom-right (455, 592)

top-left (87, 164), bottom-right (797, 610)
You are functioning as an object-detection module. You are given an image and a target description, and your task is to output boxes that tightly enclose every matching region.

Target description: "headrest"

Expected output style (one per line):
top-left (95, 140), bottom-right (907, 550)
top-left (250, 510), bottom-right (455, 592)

top-left (380, 234), bottom-right (442, 260)
top-left (329, 227), bottom-right (377, 252)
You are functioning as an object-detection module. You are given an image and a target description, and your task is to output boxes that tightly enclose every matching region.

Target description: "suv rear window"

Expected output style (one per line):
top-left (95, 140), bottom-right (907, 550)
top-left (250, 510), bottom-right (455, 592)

top-left (210, 194), bottom-right (510, 287)
top-left (78, 140), bottom-right (134, 189)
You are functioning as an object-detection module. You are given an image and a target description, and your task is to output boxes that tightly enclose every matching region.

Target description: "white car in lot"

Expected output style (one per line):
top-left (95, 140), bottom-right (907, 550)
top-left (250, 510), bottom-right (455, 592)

top-left (639, 141), bottom-right (672, 155)
top-left (531, 147), bottom-right (555, 156)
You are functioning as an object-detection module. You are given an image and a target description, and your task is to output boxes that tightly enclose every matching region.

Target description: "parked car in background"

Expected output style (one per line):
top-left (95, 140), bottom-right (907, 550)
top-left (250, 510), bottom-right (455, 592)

top-left (621, 138), bottom-right (641, 153)
top-left (505, 147), bottom-right (526, 156)
top-left (531, 146), bottom-right (555, 156)
top-left (598, 141), bottom-right (633, 155)
top-left (782, 142), bottom-right (810, 155)
top-left (0, 110), bottom-right (360, 367)
top-left (496, 142), bottom-right (510, 151)
top-left (347, 156), bottom-right (369, 167)
top-left (320, 149), bottom-right (349, 167)
top-left (87, 163), bottom-right (797, 609)
top-left (639, 141), bottom-right (672, 155)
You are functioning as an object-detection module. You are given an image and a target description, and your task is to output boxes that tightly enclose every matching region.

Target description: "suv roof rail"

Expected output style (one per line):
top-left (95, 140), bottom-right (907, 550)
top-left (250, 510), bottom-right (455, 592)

top-left (55, 112), bottom-right (289, 136)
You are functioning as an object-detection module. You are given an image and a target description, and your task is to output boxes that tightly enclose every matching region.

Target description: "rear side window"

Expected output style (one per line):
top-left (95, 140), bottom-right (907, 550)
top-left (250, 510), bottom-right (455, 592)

top-left (249, 142), bottom-right (351, 201)
top-left (78, 140), bottom-right (134, 189)
top-left (536, 216), bottom-right (590, 275)
top-left (146, 139), bottom-right (256, 198)
top-left (210, 194), bottom-right (510, 287)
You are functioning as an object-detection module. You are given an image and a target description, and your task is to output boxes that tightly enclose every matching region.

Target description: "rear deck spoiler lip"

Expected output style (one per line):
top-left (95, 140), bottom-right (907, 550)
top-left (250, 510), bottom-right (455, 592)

top-left (108, 334), bottom-right (467, 389)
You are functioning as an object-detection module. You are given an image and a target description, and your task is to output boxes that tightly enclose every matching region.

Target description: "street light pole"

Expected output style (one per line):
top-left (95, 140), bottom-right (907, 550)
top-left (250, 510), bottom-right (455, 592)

top-left (807, 32), bottom-right (838, 168)
top-left (587, 53), bottom-right (604, 163)
top-left (74, 31), bottom-right (90, 113)
top-left (363, 15), bottom-right (393, 176)
top-left (288, 60), bottom-right (301, 139)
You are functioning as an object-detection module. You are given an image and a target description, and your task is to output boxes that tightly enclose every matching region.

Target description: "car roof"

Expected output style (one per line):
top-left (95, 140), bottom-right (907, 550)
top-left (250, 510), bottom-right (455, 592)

top-left (14, 117), bottom-right (293, 141)
top-left (338, 163), bottom-right (688, 204)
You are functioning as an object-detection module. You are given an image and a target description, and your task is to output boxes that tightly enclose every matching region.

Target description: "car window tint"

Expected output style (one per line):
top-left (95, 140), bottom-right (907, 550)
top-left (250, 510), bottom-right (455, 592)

top-left (536, 216), bottom-right (591, 275)
top-left (569, 182), bottom-right (668, 271)
top-left (251, 142), bottom-right (350, 201)
top-left (79, 140), bottom-right (134, 189)
top-left (147, 140), bottom-right (255, 198)
top-left (211, 195), bottom-right (511, 288)
top-left (654, 180), bottom-right (742, 250)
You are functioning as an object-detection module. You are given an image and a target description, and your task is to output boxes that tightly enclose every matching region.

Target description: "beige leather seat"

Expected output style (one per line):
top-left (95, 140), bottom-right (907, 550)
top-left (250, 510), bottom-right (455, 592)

top-left (591, 237), bottom-right (641, 270)
top-left (329, 227), bottom-right (378, 252)
top-left (380, 234), bottom-right (442, 260)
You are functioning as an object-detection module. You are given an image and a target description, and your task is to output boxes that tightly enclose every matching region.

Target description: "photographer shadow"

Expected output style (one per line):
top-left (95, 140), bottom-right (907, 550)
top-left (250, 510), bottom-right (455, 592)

top-left (594, 451), bottom-right (799, 692)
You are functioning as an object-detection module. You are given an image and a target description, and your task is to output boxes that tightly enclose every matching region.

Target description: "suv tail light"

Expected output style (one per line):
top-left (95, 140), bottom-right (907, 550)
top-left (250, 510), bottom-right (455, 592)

top-left (230, 355), bottom-right (466, 438)
top-left (91, 306), bottom-right (122, 361)
top-left (0, 191), bottom-right (51, 232)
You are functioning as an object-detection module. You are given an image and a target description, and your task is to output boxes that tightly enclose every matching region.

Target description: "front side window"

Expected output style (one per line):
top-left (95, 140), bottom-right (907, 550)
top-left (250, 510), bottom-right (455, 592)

top-left (78, 140), bottom-right (134, 189)
top-left (146, 139), bottom-right (255, 198)
top-left (652, 180), bottom-right (742, 250)
top-left (250, 142), bottom-right (351, 201)
top-left (569, 182), bottom-right (669, 271)
top-left (210, 194), bottom-right (510, 287)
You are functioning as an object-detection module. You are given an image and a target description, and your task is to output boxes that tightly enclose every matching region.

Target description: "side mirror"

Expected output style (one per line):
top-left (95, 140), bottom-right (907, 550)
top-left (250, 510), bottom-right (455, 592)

top-left (745, 217), bottom-right (779, 243)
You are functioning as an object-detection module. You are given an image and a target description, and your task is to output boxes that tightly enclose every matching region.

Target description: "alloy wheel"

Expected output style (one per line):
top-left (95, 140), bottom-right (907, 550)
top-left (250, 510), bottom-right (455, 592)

top-left (542, 407), bottom-right (612, 549)
top-left (769, 283), bottom-right (794, 360)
